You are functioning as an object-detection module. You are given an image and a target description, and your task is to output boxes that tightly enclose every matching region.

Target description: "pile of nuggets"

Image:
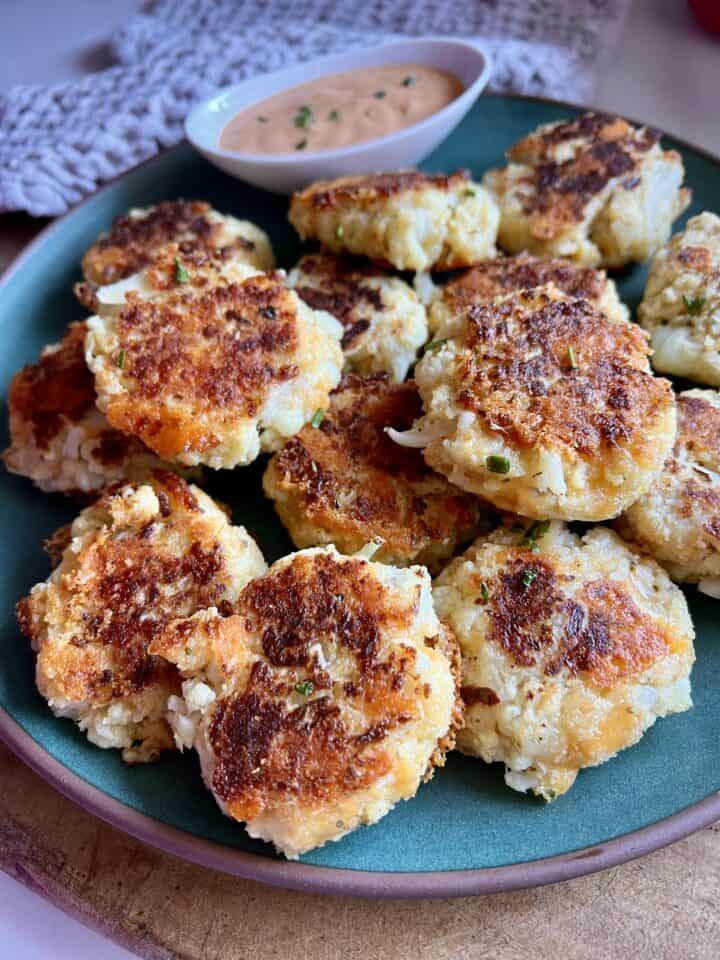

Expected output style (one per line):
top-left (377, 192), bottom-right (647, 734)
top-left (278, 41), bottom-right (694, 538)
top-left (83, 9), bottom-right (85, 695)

top-left (6, 113), bottom-right (719, 859)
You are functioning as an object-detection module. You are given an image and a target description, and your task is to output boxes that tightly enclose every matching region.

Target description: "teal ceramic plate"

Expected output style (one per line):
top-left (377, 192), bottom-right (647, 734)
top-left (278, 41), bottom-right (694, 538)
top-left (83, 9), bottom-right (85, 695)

top-left (1, 94), bottom-right (719, 898)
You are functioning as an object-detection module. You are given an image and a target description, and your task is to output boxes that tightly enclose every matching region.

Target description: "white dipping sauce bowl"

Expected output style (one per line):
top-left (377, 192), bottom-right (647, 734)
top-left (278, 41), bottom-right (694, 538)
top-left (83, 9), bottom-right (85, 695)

top-left (185, 38), bottom-right (492, 195)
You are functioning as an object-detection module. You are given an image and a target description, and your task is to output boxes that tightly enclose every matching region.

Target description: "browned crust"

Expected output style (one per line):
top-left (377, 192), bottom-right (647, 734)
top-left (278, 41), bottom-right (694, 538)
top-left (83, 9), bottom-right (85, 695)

top-left (292, 253), bottom-right (385, 350)
top-left (501, 113), bottom-right (667, 238)
top-left (16, 472), bottom-right (236, 705)
top-left (80, 200), bottom-right (255, 288)
top-left (443, 254), bottom-right (608, 312)
top-left (99, 273), bottom-right (300, 459)
top-left (266, 374), bottom-right (481, 561)
top-left (454, 289), bottom-right (673, 457)
top-left (205, 551), bottom-right (432, 819)
top-left (673, 394), bottom-right (720, 538)
top-left (478, 552), bottom-right (675, 686)
top-left (292, 170), bottom-right (470, 211)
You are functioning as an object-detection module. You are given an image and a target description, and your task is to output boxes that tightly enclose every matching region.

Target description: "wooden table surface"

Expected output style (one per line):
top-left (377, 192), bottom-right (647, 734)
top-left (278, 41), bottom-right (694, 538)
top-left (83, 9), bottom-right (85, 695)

top-left (1, 215), bottom-right (718, 960)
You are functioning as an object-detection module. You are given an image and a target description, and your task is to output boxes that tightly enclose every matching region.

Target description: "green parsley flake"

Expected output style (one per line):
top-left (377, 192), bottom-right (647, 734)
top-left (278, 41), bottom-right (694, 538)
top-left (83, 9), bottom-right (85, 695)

top-left (486, 454), bottom-right (511, 474)
top-left (328, 109), bottom-right (341, 122)
top-left (480, 581), bottom-right (490, 603)
top-left (567, 345), bottom-right (577, 369)
top-left (174, 257), bottom-right (190, 283)
top-left (522, 567), bottom-right (538, 589)
top-left (424, 338), bottom-right (447, 354)
top-left (295, 139), bottom-right (308, 151)
top-left (311, 408), bottom-right (325, 428)
top-left (402, 75), bottom-right (416, 87)
top-left (522, 520), bottom-right (551, 551)
top-left (373, 90), bottom-right (386, 99)
top-left (295, 680), bottom-right (314, 696)
top-left (683, 294), bottom-right (707, 315)
top-left (116, 349), bottom-right (126, 369)
top-left (294, 104), bottom-right (314, 129)
top-left (463, 188), bottom-right (476, 198)
top-left (336, 224), bottom-right (345, 239)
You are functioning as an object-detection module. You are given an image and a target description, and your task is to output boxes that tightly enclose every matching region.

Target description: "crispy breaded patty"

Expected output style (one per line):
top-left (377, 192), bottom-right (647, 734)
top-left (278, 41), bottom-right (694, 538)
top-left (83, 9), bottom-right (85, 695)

top-left (3, 321), bottom-right (172, 495)
top-left (428, 253), bottom-right (629, 335)
top-left (86, 254), bottom-right (344, 469)
top-left (150, 545), bottom-right (460, 858)
top-left (16, 473), bottom-right (266, 762)
top-left (263, 375), bottom-right (483, 572)
top-left (638, 212), bottom-right (720, 385)
top-left (409, 285), bottom-right (676, 521)
top-left (617, 390), bottom-right (720, 594)
top-left (434, 522), bottom-right (695, 800)
top-left (289, 171), bottom-right (499, 272)
top-left (77, 201), bottom-right (274, 308)
top-left (288, 253), bottom-right (427, 381)
top-left (483, 112), bottom-right (690, 267)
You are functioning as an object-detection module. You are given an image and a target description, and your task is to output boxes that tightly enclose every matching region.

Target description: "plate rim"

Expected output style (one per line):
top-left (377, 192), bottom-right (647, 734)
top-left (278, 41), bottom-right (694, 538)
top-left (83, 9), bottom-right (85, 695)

top-left (2, 91), bottom-right (719, 898)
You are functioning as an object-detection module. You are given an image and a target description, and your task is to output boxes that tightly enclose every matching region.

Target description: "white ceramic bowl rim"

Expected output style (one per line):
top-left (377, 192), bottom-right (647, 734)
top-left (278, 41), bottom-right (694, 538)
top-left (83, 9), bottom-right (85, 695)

top-left (185, 37), bottom-right (492, 165)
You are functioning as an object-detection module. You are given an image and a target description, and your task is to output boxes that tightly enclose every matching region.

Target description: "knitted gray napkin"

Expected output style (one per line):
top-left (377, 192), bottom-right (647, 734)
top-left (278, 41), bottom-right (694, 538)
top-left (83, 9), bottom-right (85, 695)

top-left (0, 0), bottom-right (629, 216)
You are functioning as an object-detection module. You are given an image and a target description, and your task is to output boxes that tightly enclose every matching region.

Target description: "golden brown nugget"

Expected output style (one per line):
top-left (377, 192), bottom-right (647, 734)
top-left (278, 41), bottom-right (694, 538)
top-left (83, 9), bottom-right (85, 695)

top-left (77, 200), bottom-right (274, 308)
top-left (289, 170), bottom-right (499, 272)
top-left (16, 473), bottom-right (266, 763)
top-left (152, 545), bottom-right (461, 858)
top-left (263, 375), bottom-right (483, 572)
top-left (434, 522), bottom-right (695, 800)
top-left (483, 112), bottom-right (690, 267)
top-left (3, 321), bottom-right (170, 494)
top-left (289, 253), bottom-right (427, 381)
top-left (409, 285), bottom-right (676, 521)
top-left (617, 389), bottom-right (720, 595)
top-left (428, 252), bottom-right (629, 334)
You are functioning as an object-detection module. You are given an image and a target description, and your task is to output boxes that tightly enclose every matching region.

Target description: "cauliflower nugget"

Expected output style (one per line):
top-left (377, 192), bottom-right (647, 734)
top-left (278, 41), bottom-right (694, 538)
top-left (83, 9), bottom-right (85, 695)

top-left (263, 375), bottom-right (483, 572)
top-left (483, 112), bottom-right (690, 267)
top-left (617, 389), bottom-right (720, 595)
top-left (85, 247), bottom-right (344, 469)
top-left (3, 321), bottom-right (171, 495)
top-left (434, 522), bottom-right (695, 800)
top-left (428, 253), bottom-right (628, 335)
top-left (151, 546), bottom-right (461, 858)
top-left (410, 285), bottom-right (676, 521)
top-left (77, 200), bottom-right (274, 309)
top-left (288, 253), bottom-right (427, 381)
top-left (16, 473), bottom-right (266, 762)
top-left (289, 170), bottom-right (499, 272)
top-left (638, 212), bottom-right (720, 385)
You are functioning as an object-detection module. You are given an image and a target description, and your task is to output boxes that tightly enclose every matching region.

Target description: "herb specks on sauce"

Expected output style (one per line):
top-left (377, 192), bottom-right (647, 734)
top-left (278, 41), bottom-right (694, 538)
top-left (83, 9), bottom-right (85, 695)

top-left (219, 64), bottom-right (463, 155)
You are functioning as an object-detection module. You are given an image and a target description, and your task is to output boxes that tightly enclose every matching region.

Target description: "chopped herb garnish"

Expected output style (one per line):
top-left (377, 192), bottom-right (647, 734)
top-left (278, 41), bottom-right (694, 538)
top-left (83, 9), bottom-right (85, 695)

top-left (480, 581), bottom-right (490, 603)
top-left (402, 75), bottom-right (416, 87)
top-left (373, 90), bottom-right (386, 99)
top-left (185, 646), bottom-right (192, 657)
top-left (336, 224), bottom-right (345, 239)
top-left (486, 454), bottom-right (511, 474)
top-left (328, 109), bottom-right (341, 122)
top-left (295, 680), bottom-right (314, 696)
top-left (116, 349), bottom-right (126, 369)
top-left (521, 567), bottom-right (538, 589)
top-left (463, 188), bottom-right (476, 198)
top-left (522, 519), bottom-right (551, 551)
top-left (310, 460), bottom-right (318, 473)
top-left (311, 408), bottom-right (325, 428)
top-left (424, 338), bottom-right (448, 354)
top-left (174, 257), bottom-right (190, 283)
top-left (567, 345), bottom-right (577, 369)
top-left (260, 306), bottom-right (276, 320)
top-left (683, 294), bottom-right (707, 315)
top-left (256, 115), bottom-right (268, 123)
top-left (295, 139), bottom-right (308, 150)
top-left (294, 104), bottom-right (314, 129)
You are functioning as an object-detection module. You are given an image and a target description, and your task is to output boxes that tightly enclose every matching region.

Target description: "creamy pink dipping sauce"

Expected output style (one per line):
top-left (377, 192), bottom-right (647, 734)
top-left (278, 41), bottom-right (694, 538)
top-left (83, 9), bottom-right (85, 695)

top-left (219, 64), bottom-right (464, 155)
